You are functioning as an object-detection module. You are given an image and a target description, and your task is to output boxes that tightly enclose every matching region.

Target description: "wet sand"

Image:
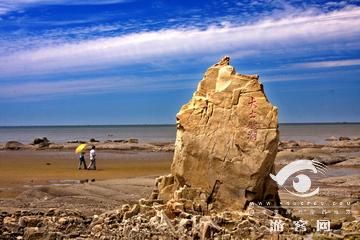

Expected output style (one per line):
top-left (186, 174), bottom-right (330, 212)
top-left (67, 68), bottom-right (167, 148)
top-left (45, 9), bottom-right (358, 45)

top-left (0, 139), bottom-right (359, 219)
top-left (0, 150), bottom-right (173, 199)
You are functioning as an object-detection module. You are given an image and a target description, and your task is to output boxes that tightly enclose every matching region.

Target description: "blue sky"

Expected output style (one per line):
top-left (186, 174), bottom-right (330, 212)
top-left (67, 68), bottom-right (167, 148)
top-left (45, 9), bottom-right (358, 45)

top-left (0, 0), bottom-right (359, 125)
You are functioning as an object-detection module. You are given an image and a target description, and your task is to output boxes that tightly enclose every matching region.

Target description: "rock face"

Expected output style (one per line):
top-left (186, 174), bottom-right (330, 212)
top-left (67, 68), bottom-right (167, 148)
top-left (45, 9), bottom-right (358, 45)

top-left (158, 56), bottom-right (279, 211)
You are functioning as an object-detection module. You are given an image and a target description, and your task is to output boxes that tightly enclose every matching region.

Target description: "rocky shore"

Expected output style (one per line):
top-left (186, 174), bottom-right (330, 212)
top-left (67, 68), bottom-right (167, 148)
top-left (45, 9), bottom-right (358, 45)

top-left (0, 179), bottom-right (359, 240)
top-left (1, 136), bottom-right (359, 168)
top-left (0, 137), bottom-right (175, 152)
top-left (276, 137), bottom-right (360, 167)
top-left (0, 57), bottom-right (359, 239)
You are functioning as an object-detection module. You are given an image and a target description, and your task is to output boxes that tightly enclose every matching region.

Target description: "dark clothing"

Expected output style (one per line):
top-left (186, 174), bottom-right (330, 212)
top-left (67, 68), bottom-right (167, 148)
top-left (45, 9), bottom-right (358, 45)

top-left (79, 155), bottom-right (87, 169)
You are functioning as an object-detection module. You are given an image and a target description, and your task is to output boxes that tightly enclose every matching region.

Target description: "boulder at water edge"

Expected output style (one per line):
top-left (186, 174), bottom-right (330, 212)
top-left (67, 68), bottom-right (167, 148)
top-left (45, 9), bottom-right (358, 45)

top-left (157, 56), bottom-right (279, 211)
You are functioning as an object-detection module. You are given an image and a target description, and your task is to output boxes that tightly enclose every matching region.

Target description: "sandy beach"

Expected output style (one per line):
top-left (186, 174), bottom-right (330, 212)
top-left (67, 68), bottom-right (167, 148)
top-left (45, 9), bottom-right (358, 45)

top-left (0, 136), bottom-right (359, 239)
top-left (0, 137), bottom-right (359, 213)
top-left (0, 150), bottom-right (172, 199)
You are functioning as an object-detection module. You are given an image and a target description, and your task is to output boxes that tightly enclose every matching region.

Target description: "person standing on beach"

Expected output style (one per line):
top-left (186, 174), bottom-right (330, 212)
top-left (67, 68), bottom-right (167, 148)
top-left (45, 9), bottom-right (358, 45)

top-left (78, 152), bottom-right (87, 170)
top-left (88, 146), bottom-right (96, 170)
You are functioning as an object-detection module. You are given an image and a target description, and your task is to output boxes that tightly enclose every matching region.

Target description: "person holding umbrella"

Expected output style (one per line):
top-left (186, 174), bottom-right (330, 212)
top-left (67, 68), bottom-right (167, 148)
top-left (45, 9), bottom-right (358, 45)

top-left (78, 151), bottom-right (87, 170)
top-left (75, 144), bottom-right (88, 170)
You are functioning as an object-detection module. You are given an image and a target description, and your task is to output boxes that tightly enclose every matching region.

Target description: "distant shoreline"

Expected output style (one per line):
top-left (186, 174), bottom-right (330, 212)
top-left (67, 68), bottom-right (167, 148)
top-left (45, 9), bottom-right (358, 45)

top-left (0, 124), bottom-right (176, 128)
top-left (0, 124), bottom-right (359, 144)
top-left (1, 122), bottom-right (360, 128)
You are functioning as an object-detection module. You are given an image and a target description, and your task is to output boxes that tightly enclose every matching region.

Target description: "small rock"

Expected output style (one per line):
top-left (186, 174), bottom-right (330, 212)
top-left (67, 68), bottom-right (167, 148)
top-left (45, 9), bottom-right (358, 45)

top-left (123, 204), bottom-right (140, 220)
top-left (45, 209), bottom-right (55, 216)
top-left (18, 216), bottom-right (41, 227)
top-left (121, 204), bottom-right (131, 212)
top-left (325, 136), bottom-right (338, 141)
top-left (91, 224), bottom-right (103, 233)
top-left (24, 227), bottom-right (44, 240)
top-left (68, 231), bottom-right (80, 238)
top-left (339, 136), bottom-right (351, 141)
top-left (128, 138), bottom-right (139, 144)
top-left (47, 232), bottom-right (63, 240)
top-left (69, 140), bottom-right (87, 143)
top-left (131, 204), bottom-right (140, 215)
top-left (33, 137), bottom-right (49, 145)
top-left (5, 141), bottom-right (24, 150)
top-left (80, 179), bottom-right (89, 184)
top-left (179, 218), bottom-right (192, 229)
top-left (58, 217), bottom-right (68, 225)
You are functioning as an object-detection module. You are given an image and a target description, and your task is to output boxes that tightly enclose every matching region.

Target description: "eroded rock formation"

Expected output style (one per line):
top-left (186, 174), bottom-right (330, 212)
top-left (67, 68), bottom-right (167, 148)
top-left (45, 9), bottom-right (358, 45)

top-left (157, 56), bottom-right (279, 211)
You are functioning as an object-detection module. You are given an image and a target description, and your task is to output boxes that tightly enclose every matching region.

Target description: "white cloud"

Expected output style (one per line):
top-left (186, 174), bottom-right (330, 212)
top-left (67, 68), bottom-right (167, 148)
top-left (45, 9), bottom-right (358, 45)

top-left (0, 0), bottom-right (129, 5)
top-left (0, 6), bottom-right (9, 15)
top-left (0, 0), bottom-right (129, 15)
top-left (263, 68), bottom-right (360, 82)
top-left (291, 59), bottom-right (360, 68)
top-left (1, 7), bottom-right (359, 77)
top-left (0, 78), bottom-right (117, 98)
top-left (0, 73), bottom-right (198, 100)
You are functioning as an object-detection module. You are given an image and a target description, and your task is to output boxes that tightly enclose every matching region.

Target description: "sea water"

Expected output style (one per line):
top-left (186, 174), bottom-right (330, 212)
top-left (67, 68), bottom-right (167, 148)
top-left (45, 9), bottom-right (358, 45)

top-left (0, 123), bottom-right (359, 144)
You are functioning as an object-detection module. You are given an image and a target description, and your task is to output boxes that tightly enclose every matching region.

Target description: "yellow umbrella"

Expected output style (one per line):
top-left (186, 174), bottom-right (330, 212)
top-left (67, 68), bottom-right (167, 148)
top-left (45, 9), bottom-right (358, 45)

top-left (75, 143), bottom-right (87, 153)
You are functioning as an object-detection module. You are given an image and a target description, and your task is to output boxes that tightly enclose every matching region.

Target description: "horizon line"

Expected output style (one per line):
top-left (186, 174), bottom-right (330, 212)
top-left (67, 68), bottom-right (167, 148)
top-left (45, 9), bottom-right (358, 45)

top-left (0, 122), bottom-right (360, 127)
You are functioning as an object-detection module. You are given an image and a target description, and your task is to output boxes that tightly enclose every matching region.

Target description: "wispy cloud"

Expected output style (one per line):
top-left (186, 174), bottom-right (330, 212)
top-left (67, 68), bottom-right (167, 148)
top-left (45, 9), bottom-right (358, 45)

top-left (0, 73), bottom-right (198, 100)
top-left (263, 68), bottom-right (360, 82)
top-left (1, 7), bottom-right (359, 77)
top-left (291, 59), bottom-right (360, 68)
top-left (0, 78), bottom-right (117, 98)
top-left (0, 0), bottom-right (130, 15)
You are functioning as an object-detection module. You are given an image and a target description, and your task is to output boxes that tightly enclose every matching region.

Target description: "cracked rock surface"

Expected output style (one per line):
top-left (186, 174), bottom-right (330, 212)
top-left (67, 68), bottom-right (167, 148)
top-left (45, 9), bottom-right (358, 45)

top-left (159, 56), bottom-right (279, 211)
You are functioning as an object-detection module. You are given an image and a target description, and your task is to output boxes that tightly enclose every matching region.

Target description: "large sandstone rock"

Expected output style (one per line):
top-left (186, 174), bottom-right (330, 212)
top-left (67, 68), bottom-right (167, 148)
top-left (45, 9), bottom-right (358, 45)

top-left (158, 56), bottom-right (279, 211)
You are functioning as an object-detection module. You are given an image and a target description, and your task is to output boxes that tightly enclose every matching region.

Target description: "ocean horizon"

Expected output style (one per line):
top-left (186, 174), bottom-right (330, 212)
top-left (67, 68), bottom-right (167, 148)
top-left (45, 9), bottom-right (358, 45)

top-left (1, 122), bottom-right (360, 128)
top-left (0, 123), bottom-right (359, 144)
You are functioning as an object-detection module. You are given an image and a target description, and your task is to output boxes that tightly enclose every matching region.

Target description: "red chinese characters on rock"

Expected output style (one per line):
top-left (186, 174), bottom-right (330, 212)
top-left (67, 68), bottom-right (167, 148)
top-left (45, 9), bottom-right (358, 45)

top-left (247, 96), bottom-right (257, 141)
